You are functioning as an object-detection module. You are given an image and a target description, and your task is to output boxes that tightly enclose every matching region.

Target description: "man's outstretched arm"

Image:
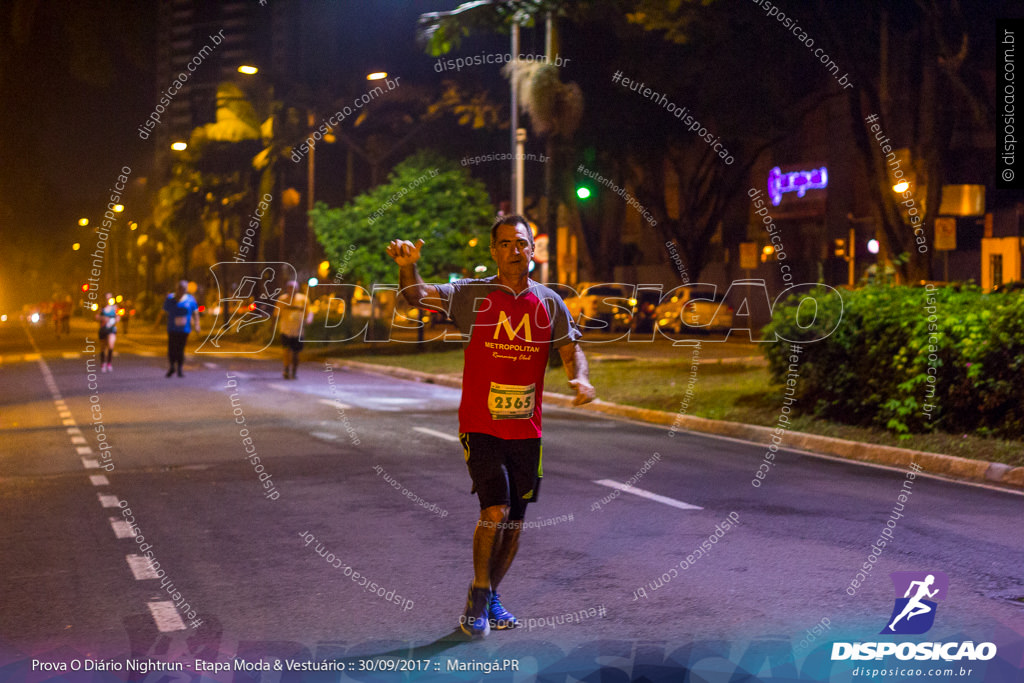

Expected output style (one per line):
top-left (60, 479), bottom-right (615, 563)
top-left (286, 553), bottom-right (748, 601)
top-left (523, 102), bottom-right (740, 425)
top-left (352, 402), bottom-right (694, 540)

top-left (386, 238), bottom-right (441, 307)
top-left (559, 342), bottom-right (596, 406)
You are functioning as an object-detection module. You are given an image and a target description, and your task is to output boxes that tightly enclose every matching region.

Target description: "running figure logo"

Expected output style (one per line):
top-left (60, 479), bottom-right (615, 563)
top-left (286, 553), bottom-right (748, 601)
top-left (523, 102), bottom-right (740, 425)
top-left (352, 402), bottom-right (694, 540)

top-left (881, 571), bottom-right (948, 635)
top-left (198, 262), bottom-right (296, 353)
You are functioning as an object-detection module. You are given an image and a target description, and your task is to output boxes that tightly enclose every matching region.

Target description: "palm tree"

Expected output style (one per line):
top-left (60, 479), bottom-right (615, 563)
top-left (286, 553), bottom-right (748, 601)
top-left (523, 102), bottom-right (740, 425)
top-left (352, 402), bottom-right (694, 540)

top-left (419, 0), bottom-right (583, 282)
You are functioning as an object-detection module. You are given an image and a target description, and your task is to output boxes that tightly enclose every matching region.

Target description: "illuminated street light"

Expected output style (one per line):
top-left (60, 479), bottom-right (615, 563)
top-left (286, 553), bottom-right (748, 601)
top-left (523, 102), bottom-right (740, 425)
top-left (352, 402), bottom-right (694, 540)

top-left (366, 72), bottom-right (387, 81)
top-left (72, 243), bottom-right (81, 251)
top-left (238, 65), bottom-right (259, 75)
top-left (868, 239), bottom-right (880, 254)
top-left (79, 218), bottom-right (89, 226)
top-left (113, 204), bottom-right (124, 213)
top-left (468, 238), bottom-right (479, 247)
top-left (893, 180), bottom-right (910, 193)
top-left (171, 141), bottom-right (187, 151)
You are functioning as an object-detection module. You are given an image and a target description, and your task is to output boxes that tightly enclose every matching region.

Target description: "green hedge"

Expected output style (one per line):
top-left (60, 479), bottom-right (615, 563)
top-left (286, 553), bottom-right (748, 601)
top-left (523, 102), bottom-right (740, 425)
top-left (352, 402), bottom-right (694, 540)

top-left (762, 284), bottom-right (1024, 438)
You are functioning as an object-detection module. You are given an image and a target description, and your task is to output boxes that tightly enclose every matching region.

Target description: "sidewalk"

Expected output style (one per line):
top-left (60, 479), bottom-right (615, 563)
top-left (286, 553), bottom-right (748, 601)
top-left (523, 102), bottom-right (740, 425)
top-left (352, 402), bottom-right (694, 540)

top-left (332, 358), bottom-right (1024, 493)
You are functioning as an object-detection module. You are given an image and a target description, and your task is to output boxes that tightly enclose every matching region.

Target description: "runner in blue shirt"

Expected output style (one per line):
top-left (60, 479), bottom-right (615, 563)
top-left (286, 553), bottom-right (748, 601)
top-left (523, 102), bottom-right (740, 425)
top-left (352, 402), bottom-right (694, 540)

top-left (157, 280), bottom-right (201, 378)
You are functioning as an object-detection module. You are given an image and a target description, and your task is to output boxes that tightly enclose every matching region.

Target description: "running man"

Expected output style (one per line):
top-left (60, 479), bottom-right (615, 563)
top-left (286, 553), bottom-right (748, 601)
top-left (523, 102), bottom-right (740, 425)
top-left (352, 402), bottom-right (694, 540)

top-left (275, 280), bottom-right (309, 379)
top-left (387, 215), bottom-right (596, 638)
top-left (96, 293), bottom-right (119, 372)
top-left (157, 280), bottom-right (201, 378)
top-left (888, 574), bottom-right (939, 631)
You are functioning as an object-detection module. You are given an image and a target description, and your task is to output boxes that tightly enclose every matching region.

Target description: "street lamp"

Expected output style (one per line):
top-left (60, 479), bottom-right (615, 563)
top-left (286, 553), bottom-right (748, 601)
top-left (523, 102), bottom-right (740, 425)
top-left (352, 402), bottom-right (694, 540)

top-left (893, 180), bottom-right (910, 193)
top-left (79, 218), bottom-right (89, 226)
top-left (237, 65), bottom-right (259, 75)
top-left (171, 141), bottom-right (188, 151)
top-left (366, 72), bottom-right (387, 81)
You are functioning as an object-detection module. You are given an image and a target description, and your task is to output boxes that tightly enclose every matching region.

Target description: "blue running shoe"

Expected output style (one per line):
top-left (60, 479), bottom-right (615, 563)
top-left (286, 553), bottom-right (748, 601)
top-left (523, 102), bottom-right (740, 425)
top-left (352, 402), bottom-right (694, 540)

top-left (488, 592), bottom-right (520, 630)
top-left (460, 585), bottom-right (491, 638)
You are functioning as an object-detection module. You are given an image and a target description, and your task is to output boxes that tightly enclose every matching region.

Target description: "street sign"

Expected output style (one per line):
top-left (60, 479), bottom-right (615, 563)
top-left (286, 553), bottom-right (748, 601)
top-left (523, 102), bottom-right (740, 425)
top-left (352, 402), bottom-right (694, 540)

top-left (935, 217), bottom-right (956, 251)
top-left (739, 242), bottom-right (758, 270)
top-left (533, 233), bottom-right (549, 263)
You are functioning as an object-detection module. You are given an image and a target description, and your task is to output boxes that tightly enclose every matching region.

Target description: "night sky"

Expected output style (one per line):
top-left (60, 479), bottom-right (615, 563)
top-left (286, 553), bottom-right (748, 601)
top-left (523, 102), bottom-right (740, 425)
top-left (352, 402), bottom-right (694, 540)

top-left (0, 0), bottom-right (505, 311)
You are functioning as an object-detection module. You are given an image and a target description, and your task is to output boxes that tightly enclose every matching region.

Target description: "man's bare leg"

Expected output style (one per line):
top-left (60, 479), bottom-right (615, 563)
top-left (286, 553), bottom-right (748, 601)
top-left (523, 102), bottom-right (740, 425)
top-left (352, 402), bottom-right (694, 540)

top-left (489, 526), bottom-right (521, 591)
top-left (473, 504), bottom-right (508, 588)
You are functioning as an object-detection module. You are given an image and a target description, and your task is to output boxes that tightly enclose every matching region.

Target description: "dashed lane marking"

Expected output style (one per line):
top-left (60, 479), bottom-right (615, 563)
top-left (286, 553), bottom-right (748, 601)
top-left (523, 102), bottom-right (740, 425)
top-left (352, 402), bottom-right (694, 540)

top-left (593, 479), bottom-right (703, 510)
top-left (317, 398), bottom-right (352, 410)
top-left (310, 432), bottom-right (338, 441)
top-left (147, 601), bottom-right (187, 632)
top-left (109, 518), bottom-right (136, 539)
top-left (413, 427), bottom-right (459, 442)
top-left (126, 554), bottom-right (159, 580)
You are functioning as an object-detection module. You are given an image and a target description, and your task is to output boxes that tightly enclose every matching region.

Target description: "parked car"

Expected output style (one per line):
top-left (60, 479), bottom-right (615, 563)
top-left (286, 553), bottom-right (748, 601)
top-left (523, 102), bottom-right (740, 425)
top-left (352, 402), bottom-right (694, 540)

top-left (655, 288), bottom-right (734, 334)
top-left (563, 282), bottom-right (633, 332)
top-left (629, 288), bottom-right (663, 334)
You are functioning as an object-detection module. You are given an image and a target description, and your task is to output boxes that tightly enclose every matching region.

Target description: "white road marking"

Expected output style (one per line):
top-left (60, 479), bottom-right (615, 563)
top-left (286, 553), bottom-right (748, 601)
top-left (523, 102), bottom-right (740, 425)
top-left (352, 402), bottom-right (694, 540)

top-left (318, 398), bottom-right (352, 410)
top-left (109, 518), bottom-right (136, 539)
top-left (67, 427), bottom-right (81, 435)
top-left (58, 411), bottom-right (72, 419)
top-left (76, 446), bottom-right (93, 455)
top-left (310, 431), bottom-right (338, 441)
top-left (413, 427), bottom-right (459, 442)
top-left (89, 475), bottom-right (109, 486)
top-left (203, 362), bottom-right (218, 369)
top-left (98, 494), bottom-right (121, 508)
top-left (82, 458), bottom-right (100, 469)
top-left (62, 419), bottom-right (76, 426)
top-left (147, 601), bottom-right (187, 632)
top-left (126, 554), bottom-right (159, 580)
top-left (71, 435), bottom-right (87, 444)
top-left (593, 479), bottom-right (703, 510)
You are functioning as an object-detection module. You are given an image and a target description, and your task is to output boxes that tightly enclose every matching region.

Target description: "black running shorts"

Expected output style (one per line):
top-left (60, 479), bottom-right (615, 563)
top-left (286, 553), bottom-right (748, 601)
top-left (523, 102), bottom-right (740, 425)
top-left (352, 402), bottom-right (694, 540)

top-left (280, 334), bottom-right (303, 352)
top-left (460, 432), bottom-right (542, 521)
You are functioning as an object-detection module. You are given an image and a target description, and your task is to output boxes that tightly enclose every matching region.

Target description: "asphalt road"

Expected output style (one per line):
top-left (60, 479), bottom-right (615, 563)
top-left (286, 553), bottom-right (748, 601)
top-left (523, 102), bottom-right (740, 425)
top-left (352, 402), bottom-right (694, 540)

top-left (1, 318), bottom-right (1022, 682)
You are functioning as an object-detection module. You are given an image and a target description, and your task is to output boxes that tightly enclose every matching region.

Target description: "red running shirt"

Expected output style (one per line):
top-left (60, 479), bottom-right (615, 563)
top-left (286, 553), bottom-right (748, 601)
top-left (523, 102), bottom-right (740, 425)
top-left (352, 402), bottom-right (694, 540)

top-left (433, 277), bottom-right (581, 439)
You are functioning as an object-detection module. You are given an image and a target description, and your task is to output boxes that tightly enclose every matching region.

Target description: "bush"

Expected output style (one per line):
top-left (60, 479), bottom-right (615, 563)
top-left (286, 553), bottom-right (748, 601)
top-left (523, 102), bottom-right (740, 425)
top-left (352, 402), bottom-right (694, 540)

top-left (762, 284), bottom-right (1024, 438)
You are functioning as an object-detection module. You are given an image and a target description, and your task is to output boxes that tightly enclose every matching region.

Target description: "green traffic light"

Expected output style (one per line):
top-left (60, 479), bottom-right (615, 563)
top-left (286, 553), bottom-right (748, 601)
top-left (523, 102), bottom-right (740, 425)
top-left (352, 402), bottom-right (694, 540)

top-left (576, 187), bottom-right (592, 200)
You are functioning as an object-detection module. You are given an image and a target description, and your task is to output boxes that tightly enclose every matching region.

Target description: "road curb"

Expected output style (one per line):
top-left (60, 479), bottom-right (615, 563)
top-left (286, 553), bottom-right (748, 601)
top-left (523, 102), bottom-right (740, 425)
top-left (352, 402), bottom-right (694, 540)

top-left (333, 358), bottom-right (1024, 492)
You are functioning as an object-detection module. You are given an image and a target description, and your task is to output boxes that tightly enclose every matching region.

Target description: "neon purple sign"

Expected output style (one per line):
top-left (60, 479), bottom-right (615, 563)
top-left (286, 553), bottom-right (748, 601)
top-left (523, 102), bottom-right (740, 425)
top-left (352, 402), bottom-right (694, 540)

top-left (767, 166), bottom-right (828, 206)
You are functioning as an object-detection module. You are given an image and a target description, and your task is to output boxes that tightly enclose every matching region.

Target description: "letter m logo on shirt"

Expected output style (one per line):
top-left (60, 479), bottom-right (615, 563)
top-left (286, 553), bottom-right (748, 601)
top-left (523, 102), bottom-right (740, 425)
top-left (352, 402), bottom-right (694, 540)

top-left (493, 311), bottom-right (532, 342)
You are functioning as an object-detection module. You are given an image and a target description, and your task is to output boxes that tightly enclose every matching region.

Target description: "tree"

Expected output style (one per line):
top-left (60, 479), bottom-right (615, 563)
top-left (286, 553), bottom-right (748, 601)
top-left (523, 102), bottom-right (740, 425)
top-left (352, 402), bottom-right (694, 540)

top-left (569, 0), bottom-right (833, 283)
top-left (419, 0), bottom-right (583, 282)
top-left (311, 150), bottom-right (496, 289)
top-left (814, 1), bottom-right (994, 282)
